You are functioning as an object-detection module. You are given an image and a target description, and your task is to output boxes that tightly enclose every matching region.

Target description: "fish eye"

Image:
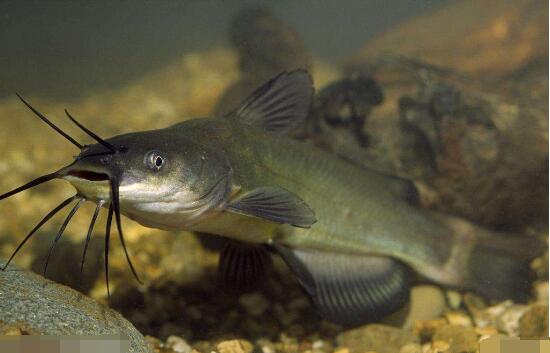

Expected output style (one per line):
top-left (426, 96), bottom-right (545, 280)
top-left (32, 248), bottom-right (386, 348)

top-left (145, 151), bottom-right (165, 171)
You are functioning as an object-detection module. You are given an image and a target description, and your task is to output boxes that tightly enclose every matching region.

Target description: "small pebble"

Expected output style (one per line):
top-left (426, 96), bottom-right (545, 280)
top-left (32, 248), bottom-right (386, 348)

top-left (445, 311), bottom-right (472, 327)
top-left (217, 340), bottom-right (253, 353)
top-left (445, 291), bottom-right (462, 310)
top-left (239, 293), bottom-right (270, 317)
top-left (399, 343), bottom-right (422, 353)
top-left (412, 319), bottom-right (447, 342)
top-left (534, 281), bottom-right (549, 304)
top-left (495, 304), bottom-right (529, 336)
top-left (475, 326), bottom-right (499, 341)
top-left (519, 304), bottom-right (549, 338)
top-left (166, 336), bottom-right (193, 353)
top-left (332, 348), bottom-right (349, 353)
top-left (432, 325), bottom-right (478, 353)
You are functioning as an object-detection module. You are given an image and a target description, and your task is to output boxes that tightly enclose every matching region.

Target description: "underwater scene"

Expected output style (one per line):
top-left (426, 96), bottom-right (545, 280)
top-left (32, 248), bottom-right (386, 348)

top-left (0, 1), bottom-right (547, 352)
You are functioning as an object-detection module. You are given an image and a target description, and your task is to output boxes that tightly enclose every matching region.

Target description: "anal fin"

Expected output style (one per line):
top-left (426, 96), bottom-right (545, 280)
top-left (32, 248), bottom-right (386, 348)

top-left (218, 240), bottom-right (270, 289)
top-left (276, 245), bottom-right (410, 326)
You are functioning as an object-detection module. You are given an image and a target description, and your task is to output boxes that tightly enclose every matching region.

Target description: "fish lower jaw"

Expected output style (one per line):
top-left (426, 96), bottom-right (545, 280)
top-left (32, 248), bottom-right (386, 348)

top-left (64, 176), bottom-right (111, 203)
top-left (123, 211), bottom-right (200, 231)
top-left (120, 202), bottom-right (212, 231)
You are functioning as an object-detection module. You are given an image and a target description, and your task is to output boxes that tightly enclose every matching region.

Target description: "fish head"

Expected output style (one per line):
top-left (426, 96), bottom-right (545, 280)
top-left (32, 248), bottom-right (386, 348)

top-left (61, 128), bottom-right (232, 228)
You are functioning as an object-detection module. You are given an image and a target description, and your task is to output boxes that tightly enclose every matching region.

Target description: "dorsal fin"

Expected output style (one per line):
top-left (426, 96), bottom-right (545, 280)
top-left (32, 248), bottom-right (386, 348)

top-left (226, 70), bottom-right (314, 133)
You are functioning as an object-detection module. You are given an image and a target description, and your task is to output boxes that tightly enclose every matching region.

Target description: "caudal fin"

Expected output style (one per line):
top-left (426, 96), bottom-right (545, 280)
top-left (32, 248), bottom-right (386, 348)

top-left (463, 231), bottom-right (544, 302)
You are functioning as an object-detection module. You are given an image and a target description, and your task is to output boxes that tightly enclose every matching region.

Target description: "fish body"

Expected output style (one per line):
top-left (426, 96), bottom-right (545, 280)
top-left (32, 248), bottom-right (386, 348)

top-left (169, 118), bottom-right (457, 284)
top-left (3, 71), bottom-right (540, 326)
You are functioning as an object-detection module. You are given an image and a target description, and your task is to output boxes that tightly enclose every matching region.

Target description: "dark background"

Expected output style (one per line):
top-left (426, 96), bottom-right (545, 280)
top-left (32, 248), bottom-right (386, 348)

top-left (0, 0), bottom-right (451, 99)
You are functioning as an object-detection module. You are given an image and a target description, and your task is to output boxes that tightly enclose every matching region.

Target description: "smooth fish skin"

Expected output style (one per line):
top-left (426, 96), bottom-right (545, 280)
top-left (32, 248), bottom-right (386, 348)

top-left (179, 117), bottom-right (454, 279)
top-left (5, 70), bottom-right (540, 327)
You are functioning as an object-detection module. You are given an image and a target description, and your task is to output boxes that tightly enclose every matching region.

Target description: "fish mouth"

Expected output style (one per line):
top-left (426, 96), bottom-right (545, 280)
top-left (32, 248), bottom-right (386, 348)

top-left (66, 170), bottom-right (110, 182)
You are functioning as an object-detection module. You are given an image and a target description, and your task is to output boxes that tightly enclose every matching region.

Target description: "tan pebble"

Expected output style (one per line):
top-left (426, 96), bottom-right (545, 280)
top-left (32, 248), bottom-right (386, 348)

top-left (216, 340), bottom-right (253, 353)
top-left (261, 346), bottom-right (275, 353)
top-left (333, 348), bottom-right (349, 353)
top-left (534, 281), bottom-right (548, 304)
top-left (332, 348), bottom-right (349, 353)
top-left (519, 304), bottom-right (549, 338)
top-left (413, 319), bottom-right (447, 341)
top-left (3, 326), bottom-right (23, 335)
top-left (446, 291), bottom-right (462, 310)
top-left (431, 340), bottom-right (450, 352)
top-left (445, 311), bottom-right (472, 327)
top-left (311, 341), bottom-right (324, 350)
top-left (433, 325), bottom-right (477, 353)
top-left (399, 343), bottom-right (422, 353)
top-left (495, 304), bottom-right (529, 336)
top-left (402, 286), bottom-right (447, 328)
top-left (475, 326), bottom-right (499, 339)
top-left (472, 300), bottom-right (513, 329)
top-left (166, 336), bottom-right (193, 353)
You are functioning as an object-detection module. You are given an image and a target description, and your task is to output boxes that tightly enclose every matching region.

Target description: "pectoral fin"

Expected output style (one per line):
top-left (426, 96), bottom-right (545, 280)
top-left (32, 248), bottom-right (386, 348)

top-left (226, 187), bottom-right (316, 228)
top-left (276, 245), bottom-right (410, 326)
top-left (218, 240), bottom-right (270, 288)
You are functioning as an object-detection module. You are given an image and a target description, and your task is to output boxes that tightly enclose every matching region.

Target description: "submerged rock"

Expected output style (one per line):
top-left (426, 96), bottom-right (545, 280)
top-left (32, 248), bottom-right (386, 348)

top-left (216, 339), bottom-right (253, 353)
top-left (0, 264), bottom-right (152, 353)
top-left (340, 0), bottom-right (548, 230)
top-left (431, 325), bottom-right (478, 353)
top-left (304, 72), bottom-right (383, 152)
top-left (519, 304), bottom-right (549, 339)
top-left (348, 0), bottom-right (547, 78)
top-left (336, 324), bottom-right (418, 353)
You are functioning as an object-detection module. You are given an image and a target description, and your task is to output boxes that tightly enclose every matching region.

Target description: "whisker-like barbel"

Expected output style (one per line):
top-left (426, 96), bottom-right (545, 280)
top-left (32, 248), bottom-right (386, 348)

top-left (65, 109), bottom-right (117, 153)
top-left (16, 94), bottom-right (83, 149)
top-left (111, 177), bottom-right (142, 284)
top-left (81, 201), bottom-right (104, 272)
top-left (43, 198), bottom-right (84, 275)
top-left (1, 195), bottom-right (77, 270)
top-left (105, 204), bottom-right (114, 298)
top-left (0, 172), bottom-right (59, 202)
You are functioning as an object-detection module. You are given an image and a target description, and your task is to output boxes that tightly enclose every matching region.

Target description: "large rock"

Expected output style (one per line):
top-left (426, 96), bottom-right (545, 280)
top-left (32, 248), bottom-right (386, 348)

top-left (0, 264), bottom-right (152, 353)
top-left (347, 0), bottom-right (547, 78)
top-left (307, 0), bottom-right (549, 230)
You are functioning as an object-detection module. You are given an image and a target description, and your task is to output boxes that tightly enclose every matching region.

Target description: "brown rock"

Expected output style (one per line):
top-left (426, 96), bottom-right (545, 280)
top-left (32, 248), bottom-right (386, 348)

top-left (432, 325), bottom-right (478, 353)
top-left (347, 0), bottom-right (547, 78)
top-left (325, 0), bottom-right (550, 231)
top-left (336, 324), bottom-right (418, 353)
top-left (216, 340), bottom-right (254, 353)
top-left (519, 305), bottom-right (549, 339)
top-left (445, 311), bottom-right (473, 328)
top-left (166, 336), bottom-right (193, 353)
top-left (412, 319), bottom-right (447, 343)
top-left (399, 343), bottom-right (422, 353)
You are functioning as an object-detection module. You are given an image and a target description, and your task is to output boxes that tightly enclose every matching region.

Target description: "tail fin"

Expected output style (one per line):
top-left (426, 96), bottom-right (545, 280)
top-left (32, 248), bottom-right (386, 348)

top-left (465, 234), bottom-right (542, 301)
top-left (437, 213), bottom-right (544, 302)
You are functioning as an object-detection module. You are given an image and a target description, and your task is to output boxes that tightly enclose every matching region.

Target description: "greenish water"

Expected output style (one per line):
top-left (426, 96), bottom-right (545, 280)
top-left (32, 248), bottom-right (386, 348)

top-left (0, 0), bottom-right (451, 99)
